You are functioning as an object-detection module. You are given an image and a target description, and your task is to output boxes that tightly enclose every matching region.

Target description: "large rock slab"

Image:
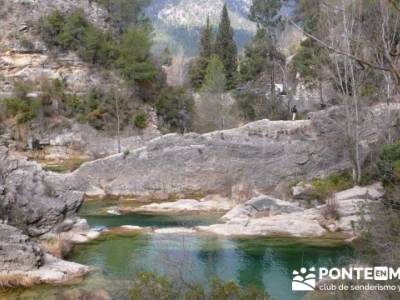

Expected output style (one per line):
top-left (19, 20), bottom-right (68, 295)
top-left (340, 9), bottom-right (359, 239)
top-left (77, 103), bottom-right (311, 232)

top-left (68, 104), bottom-right (400, 200)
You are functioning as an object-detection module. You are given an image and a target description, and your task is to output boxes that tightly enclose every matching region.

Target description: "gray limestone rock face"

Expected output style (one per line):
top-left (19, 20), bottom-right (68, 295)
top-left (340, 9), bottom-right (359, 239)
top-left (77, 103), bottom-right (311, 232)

top-left (68, 104), bottom-right (400, 201)
top-left (0, 146), bottom-right (84, 237)
top-left (0, 224), bottom-right (44, 272)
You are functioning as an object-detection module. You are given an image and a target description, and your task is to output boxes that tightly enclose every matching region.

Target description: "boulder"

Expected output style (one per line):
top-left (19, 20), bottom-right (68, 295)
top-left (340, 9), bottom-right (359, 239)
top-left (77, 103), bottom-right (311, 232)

top-left (198, 211), bottom-right (326, 238)
top-left (0, 146), bottom-right (84, 236)
top-left (221, 195), bottom-right (303, 222)
top-left (335, 183), bottom-right (384, 201)
top-left (292, 182), bottom-right (315, 200)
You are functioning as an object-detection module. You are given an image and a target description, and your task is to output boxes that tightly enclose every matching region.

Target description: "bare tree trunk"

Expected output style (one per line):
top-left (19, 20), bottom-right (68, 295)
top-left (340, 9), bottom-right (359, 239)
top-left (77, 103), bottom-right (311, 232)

top-left (115, 92), bottom-right (121, 153)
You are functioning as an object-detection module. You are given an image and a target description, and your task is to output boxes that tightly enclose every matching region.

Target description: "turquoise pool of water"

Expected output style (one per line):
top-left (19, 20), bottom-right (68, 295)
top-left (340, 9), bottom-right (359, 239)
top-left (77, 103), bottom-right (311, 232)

top-left (0, 201), bottom-right (353, 300)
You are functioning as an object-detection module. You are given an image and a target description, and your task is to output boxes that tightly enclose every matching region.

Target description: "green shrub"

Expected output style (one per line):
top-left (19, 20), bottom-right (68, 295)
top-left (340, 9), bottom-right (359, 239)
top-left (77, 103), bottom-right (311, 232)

top-left (134, 111), bottom-right (147, 129)
top-left (38, 9), bottom-right (158, 82)
top-left (2, 81), bottom-right (42, 124)
top-left (310, 172), bottom-right (353, 201)
top-left (373, 141), bottom-right (400, 188)
top-left (156, 87), bottom-right (194, 133)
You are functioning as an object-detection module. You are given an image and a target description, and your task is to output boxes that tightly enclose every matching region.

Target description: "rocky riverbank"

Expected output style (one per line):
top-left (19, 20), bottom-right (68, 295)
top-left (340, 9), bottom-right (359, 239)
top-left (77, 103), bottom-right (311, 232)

top-left (0, 103), bottom-right (398, 288)
top-left (0, 146), bottom-right (97, 286)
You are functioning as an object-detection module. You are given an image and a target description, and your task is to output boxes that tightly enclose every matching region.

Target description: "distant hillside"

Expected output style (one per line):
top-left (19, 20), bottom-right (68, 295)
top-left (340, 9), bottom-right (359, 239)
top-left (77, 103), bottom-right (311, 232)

top-left (145, 0), bottom-right (257, 56)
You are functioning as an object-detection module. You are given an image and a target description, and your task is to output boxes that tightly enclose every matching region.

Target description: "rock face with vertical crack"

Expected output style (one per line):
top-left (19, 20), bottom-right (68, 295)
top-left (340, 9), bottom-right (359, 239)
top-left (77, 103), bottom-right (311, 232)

top-left (68, 104), bottom-right (400, 201)
top-left (0, 146), bottom-right (84, 237)
top-left (0, 224), bottom-right (44, 272)
top-left (0, 146), bottom-right (88, 285)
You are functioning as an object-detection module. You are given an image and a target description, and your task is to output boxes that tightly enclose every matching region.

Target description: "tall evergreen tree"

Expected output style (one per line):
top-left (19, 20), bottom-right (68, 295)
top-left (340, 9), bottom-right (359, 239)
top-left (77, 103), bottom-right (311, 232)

top-left (200, 16), bottom-right (213, 59)
top-left (250, 0), bottom-right (282, 31)
top-left (248, 0), bottom-right (284, 112)
top-left (190, 16), bottom-right (214, 89)
top-left (215, 4), bottom-right (237, 89)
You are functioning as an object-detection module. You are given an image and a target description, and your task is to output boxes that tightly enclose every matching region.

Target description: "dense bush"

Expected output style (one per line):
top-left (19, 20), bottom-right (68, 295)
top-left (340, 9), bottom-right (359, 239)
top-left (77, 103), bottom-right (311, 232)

top-left (3, 97), bottom-right (41, 124)
top-left (310, 172), bottom-right (353, 201)
top-left (134, 111), bottom-right (147, 129)
top-left (156, 87), bottom-right (194, 133)
top-left (2, 81), bottom-right (41, 124)
top-left (377, 141), bottom-right (400, 186)
top-left (38, 9), bottom-right (157, 82)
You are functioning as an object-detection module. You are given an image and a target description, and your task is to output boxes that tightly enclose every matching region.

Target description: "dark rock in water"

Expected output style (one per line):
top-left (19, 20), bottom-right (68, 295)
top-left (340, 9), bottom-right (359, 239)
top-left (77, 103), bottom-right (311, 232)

top-left (0, 224), bottom-right (44, 272)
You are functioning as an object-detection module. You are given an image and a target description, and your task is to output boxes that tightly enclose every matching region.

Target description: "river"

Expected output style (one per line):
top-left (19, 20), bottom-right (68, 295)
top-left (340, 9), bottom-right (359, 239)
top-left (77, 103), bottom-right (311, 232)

top-left (1, 200), bottom-right (353, 300)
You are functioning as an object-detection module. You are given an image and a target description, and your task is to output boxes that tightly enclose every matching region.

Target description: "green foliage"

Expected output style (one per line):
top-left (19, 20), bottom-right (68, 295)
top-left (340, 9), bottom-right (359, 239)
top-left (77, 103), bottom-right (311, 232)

top-left (3, 98), bottom-right (40, 124)
top-left (239, 27), bottom-right (284, 83)
top-left (128, 272), bottom-right (267, 300)
top-left (115, 25), bottom-right (158, 81)
top-left (190, 57), bottom-right (210, 89)
top-left (200, 16), bottom-right (213, 61)
top-left (215, 4), bottom-right (237, 89)
top-left (190, 17), bottom-right (214, 89)
top-left (94, 0), bottom-right (150, 33)
top-left (38, 9), bottom-right (158, 82)
top-left (123, 149), bottom-right (130, 158)
top-left (291, 38), bottom-right (326, 86)
top-left (377, 141), bottom-right (400, 187)
top-left (134, 111), bottom-right (147, 129)
top-left (79, 26), bottom-right (114, 66)
top-left (295, 0), bottom-right (321, 33)
top-left (200, 55), bottom-right (226, 94)
top-left (156, 87), bottom-right (194, 133)
top-left (2, 81), bottom-right (41, 124)
top-left (310, 172), bottom-right (353, 201)
top-left (250, 0), bottom-right (282, 29)
top-left (38, 9), bottom-right (88, 50)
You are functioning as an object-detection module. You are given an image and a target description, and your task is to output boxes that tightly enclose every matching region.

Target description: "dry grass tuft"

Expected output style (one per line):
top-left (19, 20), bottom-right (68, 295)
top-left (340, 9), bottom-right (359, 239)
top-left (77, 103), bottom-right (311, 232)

top-left (0, 273), bottom-right (38, 288)
top-left (40, 236), bottom-right (72, 258)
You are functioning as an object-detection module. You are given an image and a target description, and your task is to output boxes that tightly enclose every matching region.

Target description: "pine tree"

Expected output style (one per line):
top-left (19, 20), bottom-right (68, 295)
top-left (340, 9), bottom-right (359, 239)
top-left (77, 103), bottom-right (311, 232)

top-left (215, 4), bottom-right (237, 89)
top-left (190, 16), bottom-right (214, 89)
top-left (239, 26), bottom-right (285, 83)
top-left (200, 16), bottom-right (213, 59)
